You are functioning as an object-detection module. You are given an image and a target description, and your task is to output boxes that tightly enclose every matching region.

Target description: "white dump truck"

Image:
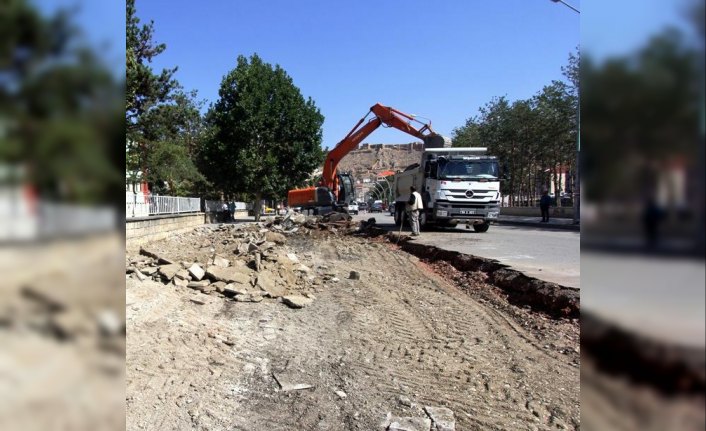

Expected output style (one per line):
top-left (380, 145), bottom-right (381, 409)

top-left (392, 146), bottom-right (501, 232)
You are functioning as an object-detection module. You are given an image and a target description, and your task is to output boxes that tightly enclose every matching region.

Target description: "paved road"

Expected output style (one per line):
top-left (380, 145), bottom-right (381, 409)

top-left (582, 251), bottom-right (705, 348)
top-left (352, 212), bottom-right (580, 288)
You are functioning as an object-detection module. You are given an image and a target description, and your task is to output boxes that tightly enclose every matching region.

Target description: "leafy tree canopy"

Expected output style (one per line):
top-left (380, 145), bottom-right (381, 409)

top-left (202, 54), bottom-right (325, 216)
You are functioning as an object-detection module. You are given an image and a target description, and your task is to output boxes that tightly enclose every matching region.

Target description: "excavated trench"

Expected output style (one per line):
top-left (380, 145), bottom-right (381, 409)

top-left (357, 228), bottom-right (704, 400)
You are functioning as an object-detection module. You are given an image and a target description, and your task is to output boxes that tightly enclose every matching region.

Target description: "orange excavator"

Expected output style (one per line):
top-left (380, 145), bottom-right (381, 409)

top-left (287, 103), bottom-right (442, 215)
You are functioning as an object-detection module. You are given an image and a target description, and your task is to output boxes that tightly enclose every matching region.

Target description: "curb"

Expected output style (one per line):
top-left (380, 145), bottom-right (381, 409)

top-left (386, 232), bottom-right (580, 319)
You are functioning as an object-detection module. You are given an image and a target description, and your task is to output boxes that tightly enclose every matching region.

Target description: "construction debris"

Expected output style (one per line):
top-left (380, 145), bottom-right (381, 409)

top-left (125, 213), bottom-right (363, 310)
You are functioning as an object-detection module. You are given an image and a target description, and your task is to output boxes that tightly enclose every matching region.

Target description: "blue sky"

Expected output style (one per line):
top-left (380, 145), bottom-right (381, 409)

top-left (37, 0), bottom-right (695, 150)
top-left (134, 0), bottom-right (580, 149)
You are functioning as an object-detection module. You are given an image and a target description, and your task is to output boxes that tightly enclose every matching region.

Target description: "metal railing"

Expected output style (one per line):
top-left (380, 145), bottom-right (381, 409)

top-left (126, 193), bottom-right (201, 218)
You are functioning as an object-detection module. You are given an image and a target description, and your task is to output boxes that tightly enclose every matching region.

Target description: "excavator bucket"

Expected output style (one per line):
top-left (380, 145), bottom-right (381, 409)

top-left (422, 135), bottom-right (450, 149)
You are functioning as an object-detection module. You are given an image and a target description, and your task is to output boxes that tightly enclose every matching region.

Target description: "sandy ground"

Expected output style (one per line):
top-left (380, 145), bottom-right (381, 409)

top-left (126, 224), bottom-right (579, 430)
top-left (0, 233), bottom-right (126, 431)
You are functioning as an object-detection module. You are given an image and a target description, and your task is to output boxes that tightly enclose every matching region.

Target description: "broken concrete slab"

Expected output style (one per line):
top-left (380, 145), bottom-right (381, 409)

top-left (173, 277), bottom-right (189, 287)
top-left (223, 283), bottom-right (249, 297)
top-left (158, 264), bottom-right (181, 281)
top-left (206, 266), bottom-right (251, 285)
top-left (187, 280), bottom-right (210, 289)
top-left (282, 295), bottom-right (313, 309)
top-left (134, 270), bottom-right (147, 281)
top-left (265, 231), bottom-right (287, 244)
top-left (423, 406), bottom-right (455, 431)
top-left (139, 247), bottom-right (174, 265)
top-left (387, 417), bottom-right (432, 431)
top-left (211, 281), bottom-right (227, 294)
top-left (212, 255), bottom-right (230, 268)
top-left (257, 271), bottom-right (286, 298)
top-left (234, 293), bottom-right (263, 303)
top-left (272, 373), bottom-right (313, 391)
top-left (174, 269), bottom-right (190, 280)
top-left (286, 253), bottom-right (299, 263)
top-left (96, 310), bottom-right (123, 337)
top-left (188, 263), bottom-right (206, 281)
top-left (140, 266), bottom-right (159, 275)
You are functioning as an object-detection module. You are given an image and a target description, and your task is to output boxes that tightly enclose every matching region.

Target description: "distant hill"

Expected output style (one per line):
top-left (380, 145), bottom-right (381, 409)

top-left (337, 142), bottom-right (424, 183)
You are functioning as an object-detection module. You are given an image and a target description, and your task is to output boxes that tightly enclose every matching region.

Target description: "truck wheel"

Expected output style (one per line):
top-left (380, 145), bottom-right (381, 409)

top-left (394, 206), bottom-right (403, 226)
top-left (473, 222), bottom-right (490, 233)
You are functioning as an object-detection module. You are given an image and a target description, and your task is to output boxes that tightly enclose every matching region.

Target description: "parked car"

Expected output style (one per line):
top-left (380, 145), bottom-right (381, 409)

top-left (347, 202), bottom-right (359, 215)
top-left (358, 202), bottom-right (368, 212)
top-left (371, 201), bottom-right (383, 212)
top-left (388, 202), bottom-right (396, 216)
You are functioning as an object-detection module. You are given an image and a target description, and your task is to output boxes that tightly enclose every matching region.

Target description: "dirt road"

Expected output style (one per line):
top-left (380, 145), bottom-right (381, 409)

top-left (126, 223), bottom-right (579, 430)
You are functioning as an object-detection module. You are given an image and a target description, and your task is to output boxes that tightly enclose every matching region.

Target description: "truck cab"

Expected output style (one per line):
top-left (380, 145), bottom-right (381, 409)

top-left (393, 147), bottom-right (501, 232)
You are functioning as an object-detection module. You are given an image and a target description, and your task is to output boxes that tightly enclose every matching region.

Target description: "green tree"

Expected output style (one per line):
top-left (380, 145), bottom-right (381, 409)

top-left (0, 0), bottom-right (123, 204)
top-left (581, 29), bottom-right (701, 202)
top-left (451, 52), bottom-right (579, 207)
top-left (202, 54), bottom-right (325, 219)
top-left (126, 0), bottom-right (205, 195)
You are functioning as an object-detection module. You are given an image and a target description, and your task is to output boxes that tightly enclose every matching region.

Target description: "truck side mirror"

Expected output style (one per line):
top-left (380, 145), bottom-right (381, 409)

top-left (426, 161), bottom-right (438, 178)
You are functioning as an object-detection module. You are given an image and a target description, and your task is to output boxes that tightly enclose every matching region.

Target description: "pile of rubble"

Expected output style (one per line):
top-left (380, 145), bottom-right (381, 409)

top-left (126, 212), bottom-right (360, 309)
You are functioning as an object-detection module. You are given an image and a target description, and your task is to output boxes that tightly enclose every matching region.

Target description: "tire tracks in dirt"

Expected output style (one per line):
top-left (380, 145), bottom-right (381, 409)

top-left (127, 231), bottom-right (579, 430)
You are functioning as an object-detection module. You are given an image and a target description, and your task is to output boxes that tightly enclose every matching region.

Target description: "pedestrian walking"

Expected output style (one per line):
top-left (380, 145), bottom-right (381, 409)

top-left (540, 189), bottom-right (551, 223)
top-left (406, 186), bottom-right (424, 236)
top-left (228, 201), bottom-right (235, 221)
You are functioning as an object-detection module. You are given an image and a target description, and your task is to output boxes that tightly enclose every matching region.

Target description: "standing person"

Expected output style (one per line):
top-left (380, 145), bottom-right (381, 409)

top-left (406, 186), bottom-right (424, 236)
top-left (221, 200), bottom-right (229, 222)
top-left (228, 200), bottom-right (236, 221)
top-left (540, 189), bottom-right (551, 223)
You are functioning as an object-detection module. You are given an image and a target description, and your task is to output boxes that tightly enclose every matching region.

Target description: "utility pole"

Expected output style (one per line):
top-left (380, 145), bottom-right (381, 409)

top-left (550, 0), bottom-right (580, 224)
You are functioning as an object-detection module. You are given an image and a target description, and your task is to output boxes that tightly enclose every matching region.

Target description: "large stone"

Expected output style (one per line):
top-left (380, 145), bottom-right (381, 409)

top-left (387, 417), bottom-right (432, 431)
top-left (286, 253), bottom-right (299, 263)
top-left (211, 281), bottom-right (227, 294)
top-left (96, 310), bottom-right (123, 337)
top-left (139, 247), bottom-right (174, 264)
top-left (140, 266), bottom-right (159, 275)
top-left (187, 280), bottom-right (210, 289)
top-left (282, 295), bottom-right (313, 309)
top-left (289, 213), bottom-right (306, 224)
top-left (424, 406), bottom-right (455, 431)
top-left (234, 293), bottom-right (263, 302)
top-left (175, 269), bottom-right (190, 280)
top-left (173, 277), bottom-right (189, 287)
top-left (206, 266), bottom-right (251, 285)
top-left (188, 264), bottom-right (206, 281)
top-left (265, 232), bottom-right (287, 244)
top-left (257, 271), bottom-right (286, 298)
top-left (254, 253), bottom-right (262, 272)
top-left (223, 283), bottom-right (249, 296)
top-left (212, 255), bottom-right (230, 268)
top-left (158, 264), bottom-right (181, 281)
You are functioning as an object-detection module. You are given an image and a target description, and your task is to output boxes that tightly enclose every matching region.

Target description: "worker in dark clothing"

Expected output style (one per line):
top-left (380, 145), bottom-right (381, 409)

top-left (540, 189), bottom-right (551, 223)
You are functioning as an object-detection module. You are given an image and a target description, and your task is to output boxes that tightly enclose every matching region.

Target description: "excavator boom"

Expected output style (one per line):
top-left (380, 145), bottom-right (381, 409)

top-left (322, 103), bottom-right (436, 198)
top-left (288, 103), bottom-right (438, 211)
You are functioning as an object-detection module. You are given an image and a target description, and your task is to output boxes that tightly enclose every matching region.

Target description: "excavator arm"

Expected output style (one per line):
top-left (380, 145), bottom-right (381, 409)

top-left (321, 103), bottom-right (437, 199)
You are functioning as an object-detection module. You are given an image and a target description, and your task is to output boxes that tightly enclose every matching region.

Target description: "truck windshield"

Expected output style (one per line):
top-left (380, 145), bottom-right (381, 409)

top-left (438, 160), bottom-right (499, 180)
